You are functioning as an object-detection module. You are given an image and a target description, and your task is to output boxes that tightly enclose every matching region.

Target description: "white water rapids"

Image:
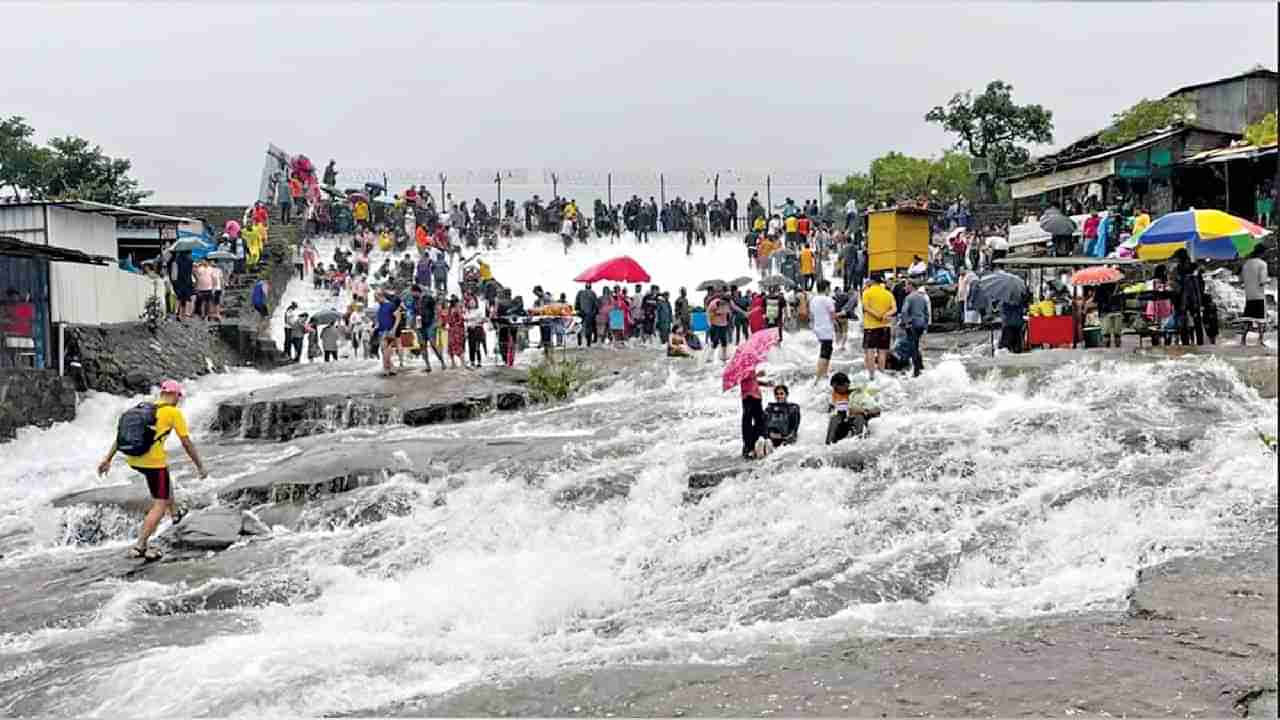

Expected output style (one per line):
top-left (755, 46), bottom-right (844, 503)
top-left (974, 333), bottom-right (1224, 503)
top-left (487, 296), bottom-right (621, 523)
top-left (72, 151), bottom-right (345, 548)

top-left (0, 233), bottom-right (1276, 717)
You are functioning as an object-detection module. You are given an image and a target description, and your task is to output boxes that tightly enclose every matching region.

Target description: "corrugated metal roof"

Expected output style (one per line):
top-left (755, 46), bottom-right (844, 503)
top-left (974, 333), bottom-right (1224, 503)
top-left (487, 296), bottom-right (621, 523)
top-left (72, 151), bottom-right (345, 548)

top-left (1181, 142), bottom-right (1278, 165)
top-left (1168, 67), bottom-right (1278, 97)
top-left (0, 235), bottom-right (111, 264)
top-left (1, 200), bottom-right (197, 224)
top-left (995, 256), bottom-right (1143, 268)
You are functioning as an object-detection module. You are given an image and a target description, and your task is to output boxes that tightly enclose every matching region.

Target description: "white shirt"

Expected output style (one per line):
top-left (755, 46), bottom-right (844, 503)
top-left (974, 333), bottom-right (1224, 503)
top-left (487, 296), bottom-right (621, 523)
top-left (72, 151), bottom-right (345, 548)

top-left (767, 218), bottom-right (782, 235)
top-left (809, 294), bottom-right (836, 341)
top-left (1242, 257), bottom-right (1268, 301)
top-left (561, 219), bottom-right (574, 235)
top-left (844, 199), bottom-right (857, 214)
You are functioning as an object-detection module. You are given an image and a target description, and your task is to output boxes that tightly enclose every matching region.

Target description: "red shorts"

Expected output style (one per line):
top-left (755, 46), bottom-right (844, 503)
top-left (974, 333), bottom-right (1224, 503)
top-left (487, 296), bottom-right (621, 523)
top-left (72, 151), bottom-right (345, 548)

top-left (133, 466), bottom-right (172, 500)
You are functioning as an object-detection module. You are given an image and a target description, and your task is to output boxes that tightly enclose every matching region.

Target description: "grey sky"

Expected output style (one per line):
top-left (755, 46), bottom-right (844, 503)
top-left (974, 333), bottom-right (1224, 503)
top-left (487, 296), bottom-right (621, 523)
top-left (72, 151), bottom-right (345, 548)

top-left (5, 2), bottom-right (1276, 204)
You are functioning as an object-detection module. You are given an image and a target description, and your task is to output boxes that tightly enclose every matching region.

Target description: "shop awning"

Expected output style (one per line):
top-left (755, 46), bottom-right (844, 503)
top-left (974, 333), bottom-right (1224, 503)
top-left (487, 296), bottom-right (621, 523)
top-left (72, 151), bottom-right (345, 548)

top-left (1180, 142), bottom-right (1278, 165)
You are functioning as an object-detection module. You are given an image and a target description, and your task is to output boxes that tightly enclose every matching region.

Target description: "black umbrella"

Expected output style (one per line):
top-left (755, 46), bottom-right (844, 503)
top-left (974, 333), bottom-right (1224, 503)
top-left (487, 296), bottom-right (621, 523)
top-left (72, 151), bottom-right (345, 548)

top-left (1039, 210), bottom-right (1077, 237)
top-left (977, 271), bottom-right (1028, 306)
top-left (697, 279), bottom-right (725, 291)
top-left (310, 309), bottom-right (343, 325)
top-left (729, 276), bottom-right (754, 288)
top-left (760, 275), bottom-right (796, 289)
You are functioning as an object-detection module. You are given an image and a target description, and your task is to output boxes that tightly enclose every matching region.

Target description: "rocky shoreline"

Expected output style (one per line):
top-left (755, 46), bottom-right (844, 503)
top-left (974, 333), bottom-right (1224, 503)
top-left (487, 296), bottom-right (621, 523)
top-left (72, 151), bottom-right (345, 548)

top-left (359, 541), bottom-right (1279, 718)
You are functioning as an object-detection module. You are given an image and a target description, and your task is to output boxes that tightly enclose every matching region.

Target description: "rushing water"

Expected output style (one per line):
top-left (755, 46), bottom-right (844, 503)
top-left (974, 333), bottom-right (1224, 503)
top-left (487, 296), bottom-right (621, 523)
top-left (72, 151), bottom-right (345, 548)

top-left (1, 236), bottom-right (1276, 718)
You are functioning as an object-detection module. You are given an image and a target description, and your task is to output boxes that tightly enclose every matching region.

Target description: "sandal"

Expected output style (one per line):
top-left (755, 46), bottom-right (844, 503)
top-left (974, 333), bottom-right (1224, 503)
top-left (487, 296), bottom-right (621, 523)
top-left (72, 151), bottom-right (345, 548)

top-left (128, 545), bottom-right (162, 560)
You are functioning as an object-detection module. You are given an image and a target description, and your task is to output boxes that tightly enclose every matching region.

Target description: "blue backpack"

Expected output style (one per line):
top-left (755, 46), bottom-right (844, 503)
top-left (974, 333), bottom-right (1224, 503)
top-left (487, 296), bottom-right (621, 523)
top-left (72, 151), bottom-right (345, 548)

top-left (116, 402), bottom-right (158, 456)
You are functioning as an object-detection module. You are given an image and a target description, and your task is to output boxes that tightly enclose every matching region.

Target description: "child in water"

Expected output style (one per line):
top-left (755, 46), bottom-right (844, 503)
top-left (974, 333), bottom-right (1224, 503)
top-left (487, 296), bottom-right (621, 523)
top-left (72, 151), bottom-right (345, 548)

top-left (825, 372), bottom-right (880, 445)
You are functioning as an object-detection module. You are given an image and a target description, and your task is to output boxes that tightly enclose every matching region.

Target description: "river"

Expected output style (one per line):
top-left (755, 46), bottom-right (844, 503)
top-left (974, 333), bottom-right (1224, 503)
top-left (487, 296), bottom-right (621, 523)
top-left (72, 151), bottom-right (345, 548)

top-left (1, 234), bottom-right (1276, 717)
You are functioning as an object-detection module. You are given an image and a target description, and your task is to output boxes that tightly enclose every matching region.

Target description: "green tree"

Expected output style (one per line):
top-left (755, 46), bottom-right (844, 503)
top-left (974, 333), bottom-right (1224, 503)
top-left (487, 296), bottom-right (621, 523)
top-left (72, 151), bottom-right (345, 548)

top-left (0, 116), bottom-right (43, 200)
top-left (925, 80), bottom-right (1054, 201)
top-left (828, 149), bottom-right (975, 213)
top-left (41, 136), bottom-right (150, 205)
top-left (1097, 96), bottom-right (1195, 147)
top-left (1244, 112), bottom-right (1277, 146)
top-left (0, 119), bottom-right (149, 204)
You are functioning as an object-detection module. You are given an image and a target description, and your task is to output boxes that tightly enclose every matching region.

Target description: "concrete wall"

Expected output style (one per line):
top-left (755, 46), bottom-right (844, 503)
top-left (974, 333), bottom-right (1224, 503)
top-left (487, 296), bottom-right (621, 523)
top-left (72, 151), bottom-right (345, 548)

top-left (138, 206), bottom-right (246, 238)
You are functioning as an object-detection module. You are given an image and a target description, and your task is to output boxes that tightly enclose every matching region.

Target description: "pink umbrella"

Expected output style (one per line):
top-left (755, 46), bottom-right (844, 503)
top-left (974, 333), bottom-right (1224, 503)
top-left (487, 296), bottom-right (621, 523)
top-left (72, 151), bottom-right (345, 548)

top-left (722, 328), bottom-right (779, 391)
top-left (574, 256), bottom-right (651, 284)
top-left (224, 220), bottom-right (241, 238)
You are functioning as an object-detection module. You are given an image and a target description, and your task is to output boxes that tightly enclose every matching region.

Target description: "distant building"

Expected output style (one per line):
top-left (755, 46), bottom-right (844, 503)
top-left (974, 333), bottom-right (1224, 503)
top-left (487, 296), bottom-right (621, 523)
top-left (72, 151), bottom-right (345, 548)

top-left (1168, 67), bottom-right (1279, 136)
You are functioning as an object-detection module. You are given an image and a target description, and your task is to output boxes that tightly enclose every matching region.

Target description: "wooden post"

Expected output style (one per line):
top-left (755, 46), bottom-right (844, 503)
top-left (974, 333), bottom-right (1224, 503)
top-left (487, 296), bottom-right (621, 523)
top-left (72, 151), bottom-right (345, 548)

top-left (660, 173), bottom-right (665, 208)
top-left (818, 174), bottom-right (824, 217)
top-left (439, 173), bottom-right (446, 210)
top-left (607, 172), bottom-right (612, 207)
top-left (495, 172), bottom-right (502, 219)
top-left (551, 172), bottom-right (559, 200)
top-left (714, 173), bottom-right (720, 199)
top-left (766, 175), bottom-right (772, 213)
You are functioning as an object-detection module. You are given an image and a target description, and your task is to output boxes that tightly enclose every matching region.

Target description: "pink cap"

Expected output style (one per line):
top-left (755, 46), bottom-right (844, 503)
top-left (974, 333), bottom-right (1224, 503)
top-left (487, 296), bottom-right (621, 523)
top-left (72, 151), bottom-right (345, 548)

top-left (159, 380), bottom-right (185, 397)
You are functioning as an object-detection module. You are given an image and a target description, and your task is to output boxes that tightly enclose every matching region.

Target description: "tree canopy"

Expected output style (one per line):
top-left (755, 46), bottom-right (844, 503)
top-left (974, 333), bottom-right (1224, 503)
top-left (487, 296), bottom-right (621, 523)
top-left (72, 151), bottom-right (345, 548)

top-left (1244, 112), bottom-right (1277, 147)
top-left (1097, 96), bottom-right (1195, 147)
top-left (925, 80), bottom-right (1053, 201)
top-left (827, 149), bottom-right (975, 211)
top-left (0, 116), bottom-right (150, 204)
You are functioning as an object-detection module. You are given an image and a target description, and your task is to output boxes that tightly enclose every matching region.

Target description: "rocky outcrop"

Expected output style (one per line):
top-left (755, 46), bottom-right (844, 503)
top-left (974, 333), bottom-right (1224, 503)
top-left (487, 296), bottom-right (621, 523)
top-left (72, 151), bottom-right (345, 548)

top-left (0, 369), bottom-right (76, 440)
top-left (51, 482), bottom-right (154, 514)
top-left (212, 363), bottom-right (532, 440)
top-left (172, 507), bottom-right (270, 550)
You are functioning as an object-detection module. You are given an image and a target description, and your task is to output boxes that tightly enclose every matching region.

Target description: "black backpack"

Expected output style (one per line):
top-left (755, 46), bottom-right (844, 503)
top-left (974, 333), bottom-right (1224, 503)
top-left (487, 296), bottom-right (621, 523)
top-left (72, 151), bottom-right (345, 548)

top-left (116, 402), bottom-right (158, 456)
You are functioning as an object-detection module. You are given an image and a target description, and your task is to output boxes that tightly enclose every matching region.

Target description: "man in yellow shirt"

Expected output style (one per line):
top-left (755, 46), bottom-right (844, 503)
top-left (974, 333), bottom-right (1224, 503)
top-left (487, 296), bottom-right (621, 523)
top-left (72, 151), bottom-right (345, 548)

top-left (98, 380), bottom-right (207, 560)
top-left (756, 235), bottom-right (777, 277)
top-left (859, 274), bottom-right (897, 378)
top-left (752, 216), bottom-right (766, 234)
top-left (1132, 208), bottom-right (1151, 237)
top-left (784, 215), bottom-right (800, 251)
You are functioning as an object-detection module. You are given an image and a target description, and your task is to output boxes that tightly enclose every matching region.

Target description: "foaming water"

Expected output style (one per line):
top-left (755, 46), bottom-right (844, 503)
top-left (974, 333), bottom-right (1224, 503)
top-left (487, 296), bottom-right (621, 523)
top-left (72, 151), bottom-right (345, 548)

top-left (65, 344), bottom-right (1277, 718)
top-left (0, 369), bottom-right (293, 555)
top-left (3, 232), bottom-right (1275, 716)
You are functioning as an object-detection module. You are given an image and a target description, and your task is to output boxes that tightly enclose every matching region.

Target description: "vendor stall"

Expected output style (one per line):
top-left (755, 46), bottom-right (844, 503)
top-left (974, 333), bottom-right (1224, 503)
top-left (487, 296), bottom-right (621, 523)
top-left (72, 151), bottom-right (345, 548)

top-left (993, 256), bottom-right (1144, 350)
top-left (867, 207), bottom-right (930, 272)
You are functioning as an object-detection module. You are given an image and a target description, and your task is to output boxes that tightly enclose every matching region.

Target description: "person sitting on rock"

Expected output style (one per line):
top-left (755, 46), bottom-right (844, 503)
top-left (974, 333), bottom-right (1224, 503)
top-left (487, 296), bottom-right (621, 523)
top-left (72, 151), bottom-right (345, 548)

top-left (765, 383), bottom-right (801, 447)
top-left (825, 372), bottom-right (880, 445)
top-left (668, 325), bottom-right (693, 358)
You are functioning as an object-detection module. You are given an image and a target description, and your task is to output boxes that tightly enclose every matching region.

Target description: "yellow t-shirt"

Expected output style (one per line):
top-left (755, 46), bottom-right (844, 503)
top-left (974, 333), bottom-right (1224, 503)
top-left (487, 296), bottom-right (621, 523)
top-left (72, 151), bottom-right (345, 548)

top-left (861, 284), bottom-right (896, 330)
top-left (784, 216), bottom-right (799, 233)
top-left (354, 202), bottom-right (369, 221)
top-left (125, 403), bottom-right (189, 470)
top-left (800, 248), bottom-right (815, 274)
top-left (757, 238), bottom-right (776, 259)
top-left (752, 217), bottom-right (766, 232)
top-left (479, 262), bottom-right (493, 281)
top-left (1133, 213), bottom-right (1151, 236)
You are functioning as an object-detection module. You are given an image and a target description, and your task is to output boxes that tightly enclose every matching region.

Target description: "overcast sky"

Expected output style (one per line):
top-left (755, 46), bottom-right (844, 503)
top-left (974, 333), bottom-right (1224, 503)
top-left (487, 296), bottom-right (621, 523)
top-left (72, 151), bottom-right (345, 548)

top-left (5, 2), bottom-right (1276, 203)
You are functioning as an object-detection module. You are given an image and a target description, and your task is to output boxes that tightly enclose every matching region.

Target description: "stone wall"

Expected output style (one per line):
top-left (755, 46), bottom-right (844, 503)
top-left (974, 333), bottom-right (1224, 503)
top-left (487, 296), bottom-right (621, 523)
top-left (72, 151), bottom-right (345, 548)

top-left (0, 369), bottom-right (77, 440)
top-left (139, 205), bottom-right (247, 238)
top-left (66, 319), bottom-right (244, 396)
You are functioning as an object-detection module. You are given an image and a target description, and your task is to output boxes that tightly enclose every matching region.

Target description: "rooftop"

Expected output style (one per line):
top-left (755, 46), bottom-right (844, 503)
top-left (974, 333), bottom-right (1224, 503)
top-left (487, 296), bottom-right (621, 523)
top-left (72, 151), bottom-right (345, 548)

top-left (1, 200), bottom-right (197, 224)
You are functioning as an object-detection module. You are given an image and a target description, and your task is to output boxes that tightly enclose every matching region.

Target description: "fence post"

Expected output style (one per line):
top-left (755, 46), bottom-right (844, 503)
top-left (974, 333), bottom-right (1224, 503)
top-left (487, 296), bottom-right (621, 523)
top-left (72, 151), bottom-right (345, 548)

top-left (607, 172), bottom-right (612, 208)
top-left (551, 172), bottom-right (559, 200)
top-left (660, 173), bottom-right (665, 208)
top-left (439, 173), bottom-right (446, 210)
top-left (766, 175), bottom-right (772, 213)
top-left (495, 172), bottom-right (502, 219)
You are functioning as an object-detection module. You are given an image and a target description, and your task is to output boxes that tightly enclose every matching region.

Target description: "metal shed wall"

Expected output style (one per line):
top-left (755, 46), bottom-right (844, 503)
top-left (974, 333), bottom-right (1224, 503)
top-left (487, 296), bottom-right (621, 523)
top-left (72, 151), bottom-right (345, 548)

top-left (0, 205), bottom-right (47, 245)
top-left (46, 207), bottom-right (116, 258)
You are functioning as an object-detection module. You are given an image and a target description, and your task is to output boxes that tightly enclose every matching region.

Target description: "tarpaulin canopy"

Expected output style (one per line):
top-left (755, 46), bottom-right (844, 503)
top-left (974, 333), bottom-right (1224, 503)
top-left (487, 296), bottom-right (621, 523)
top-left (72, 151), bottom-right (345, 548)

top-left (574, 256), bottom-right (651, 283)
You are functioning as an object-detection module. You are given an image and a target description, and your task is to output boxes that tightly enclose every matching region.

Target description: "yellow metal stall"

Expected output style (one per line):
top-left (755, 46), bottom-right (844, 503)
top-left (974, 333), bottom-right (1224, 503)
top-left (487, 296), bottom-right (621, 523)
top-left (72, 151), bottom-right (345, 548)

top-left (867, 207), bottom-right (931, 272)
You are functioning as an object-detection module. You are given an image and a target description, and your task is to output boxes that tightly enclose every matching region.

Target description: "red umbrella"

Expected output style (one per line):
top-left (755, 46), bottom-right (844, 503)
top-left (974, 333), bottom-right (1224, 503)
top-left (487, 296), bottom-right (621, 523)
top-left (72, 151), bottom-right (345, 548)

top-left (1071, 266), bottom-right (1124, 286)
top-left (574, 256), bottom-right (651, 284)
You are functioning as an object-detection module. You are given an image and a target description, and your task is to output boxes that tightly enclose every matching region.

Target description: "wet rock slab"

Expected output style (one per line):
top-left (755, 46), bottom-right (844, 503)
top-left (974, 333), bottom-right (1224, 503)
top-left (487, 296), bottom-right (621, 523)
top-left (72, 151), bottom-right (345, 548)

top-left (212, 362), bottom-right (532, 440)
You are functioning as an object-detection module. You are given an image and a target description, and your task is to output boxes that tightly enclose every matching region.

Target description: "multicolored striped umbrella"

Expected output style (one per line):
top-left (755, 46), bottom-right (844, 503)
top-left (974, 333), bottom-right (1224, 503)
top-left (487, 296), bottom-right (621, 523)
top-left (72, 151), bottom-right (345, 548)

top-left (1135, 209), bottom-right (1270, 261)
